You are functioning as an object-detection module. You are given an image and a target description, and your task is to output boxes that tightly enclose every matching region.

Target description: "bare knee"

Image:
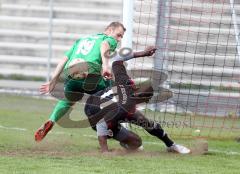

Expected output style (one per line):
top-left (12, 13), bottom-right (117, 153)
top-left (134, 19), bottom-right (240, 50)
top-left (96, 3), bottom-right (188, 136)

top-left (120, 132), bottom-right (142, 150)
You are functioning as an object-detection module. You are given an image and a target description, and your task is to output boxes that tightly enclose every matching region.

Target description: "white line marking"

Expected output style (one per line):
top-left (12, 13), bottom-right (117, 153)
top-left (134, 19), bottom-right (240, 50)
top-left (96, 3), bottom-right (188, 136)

top-left (209, 149), bottom-right (240, 156)
top-left (144, 141), bottom-right (163, 145)
top-left (49, 131), bottom-right (71, 135)
top-left (0, 125), bottom-right (27, 131)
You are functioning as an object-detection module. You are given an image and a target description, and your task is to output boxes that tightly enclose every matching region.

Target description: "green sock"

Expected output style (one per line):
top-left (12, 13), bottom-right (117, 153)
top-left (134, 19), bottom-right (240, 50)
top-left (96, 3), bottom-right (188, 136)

top-left (49, 100), bottom-right (75, 122)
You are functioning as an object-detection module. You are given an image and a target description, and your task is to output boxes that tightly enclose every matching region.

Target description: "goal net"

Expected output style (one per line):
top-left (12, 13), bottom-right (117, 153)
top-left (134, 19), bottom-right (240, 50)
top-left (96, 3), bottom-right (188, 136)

top-left (131, 0), bottom-right (240, 139)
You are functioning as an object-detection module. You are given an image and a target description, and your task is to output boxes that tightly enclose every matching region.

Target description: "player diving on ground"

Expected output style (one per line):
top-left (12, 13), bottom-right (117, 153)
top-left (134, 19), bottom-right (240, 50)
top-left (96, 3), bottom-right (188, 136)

top-left (84, 55), bottom-right (191, 154)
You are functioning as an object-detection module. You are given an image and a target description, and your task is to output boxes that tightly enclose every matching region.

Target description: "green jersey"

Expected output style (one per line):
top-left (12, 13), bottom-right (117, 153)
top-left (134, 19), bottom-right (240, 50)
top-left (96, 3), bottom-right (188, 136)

top-left (64, 33), bottom-right (118, 75)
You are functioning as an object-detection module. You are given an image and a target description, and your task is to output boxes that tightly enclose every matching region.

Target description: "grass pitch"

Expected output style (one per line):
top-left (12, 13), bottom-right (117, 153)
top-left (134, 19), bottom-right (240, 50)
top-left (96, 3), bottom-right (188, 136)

top-left (0, 94), bottom-right (240, 174)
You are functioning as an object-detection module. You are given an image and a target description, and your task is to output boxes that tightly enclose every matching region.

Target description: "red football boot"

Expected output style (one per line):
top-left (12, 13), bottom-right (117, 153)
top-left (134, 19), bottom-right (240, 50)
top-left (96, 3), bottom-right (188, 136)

top-left (35, 120), bottom-right (54, 142)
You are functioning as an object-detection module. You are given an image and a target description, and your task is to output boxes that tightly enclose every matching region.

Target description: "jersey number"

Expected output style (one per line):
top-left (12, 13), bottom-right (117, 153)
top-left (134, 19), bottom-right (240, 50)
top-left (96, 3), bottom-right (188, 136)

top-left (76, 39), bottom-right (95, 55)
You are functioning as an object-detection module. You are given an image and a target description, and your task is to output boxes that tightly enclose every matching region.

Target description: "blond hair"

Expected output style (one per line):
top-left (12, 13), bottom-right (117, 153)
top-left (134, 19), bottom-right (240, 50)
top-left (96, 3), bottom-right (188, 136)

top-left (105, 22), bottom-right (126, 32)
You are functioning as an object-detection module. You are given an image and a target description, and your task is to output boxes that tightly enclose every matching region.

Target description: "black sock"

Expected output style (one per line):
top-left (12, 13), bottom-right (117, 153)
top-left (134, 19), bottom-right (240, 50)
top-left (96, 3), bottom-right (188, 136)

top-left (147, 123), bottom-right (174, 147)
top-left (160, 134), bottom-right (174, 147)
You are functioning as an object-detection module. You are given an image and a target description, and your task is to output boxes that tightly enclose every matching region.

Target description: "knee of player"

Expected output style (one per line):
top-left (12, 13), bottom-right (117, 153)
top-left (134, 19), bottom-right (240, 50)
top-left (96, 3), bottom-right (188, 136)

top-left (65, 92), bottom-right (83, 102)
top-left (131, 134), bottom-right (142, 148)
top-left (122, 133), bottom-right (142, 150)
top-left (135, 136), bottom-right (142, 147)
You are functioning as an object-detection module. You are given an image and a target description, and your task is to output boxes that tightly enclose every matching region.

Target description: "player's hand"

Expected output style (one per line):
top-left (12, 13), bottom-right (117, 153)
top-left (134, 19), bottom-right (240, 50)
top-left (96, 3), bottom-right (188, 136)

top-left (143, 46), bottom-right (157, 56)
top-left (39, 80), bottom-right (57, 94)
top-left (102, 66), bottom-right (112, 80)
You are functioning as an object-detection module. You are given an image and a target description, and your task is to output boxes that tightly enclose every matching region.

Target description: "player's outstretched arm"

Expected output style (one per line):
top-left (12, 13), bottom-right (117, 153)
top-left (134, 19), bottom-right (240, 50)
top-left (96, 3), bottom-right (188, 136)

top-left (112, 46), bottom-right (157, 63)
top-left (98, 135), bottom-right (109, 153)
top-left (96, 119), bottom-right (111, 152)
top-left (40, 56), bottom-right (68, 94)
top-left (133, 46), bottom-right (157, 58)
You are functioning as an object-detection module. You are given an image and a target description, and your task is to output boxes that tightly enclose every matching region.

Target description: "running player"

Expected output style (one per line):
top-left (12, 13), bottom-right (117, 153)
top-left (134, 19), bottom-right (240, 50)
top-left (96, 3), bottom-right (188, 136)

top-left (35, 22), bottom-right (125, 142)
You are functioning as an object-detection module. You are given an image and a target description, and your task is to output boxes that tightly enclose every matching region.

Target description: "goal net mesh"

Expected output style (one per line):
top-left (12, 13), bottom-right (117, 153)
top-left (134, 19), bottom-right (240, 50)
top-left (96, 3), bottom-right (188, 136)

top-left (131, 0), bottom-right (240, 139)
